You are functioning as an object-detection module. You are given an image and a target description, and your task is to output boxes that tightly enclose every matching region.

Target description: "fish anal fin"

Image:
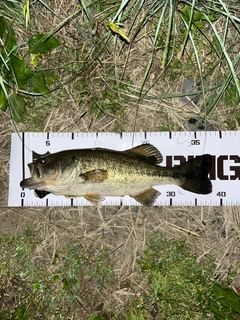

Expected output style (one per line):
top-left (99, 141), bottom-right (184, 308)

top-left (84, 193), bottom-right (105, 207)
top-left (80, 169), bottom-right (108, 183)
top-left (179, 154), bottom-right (212, 194)
top-left (125, 144), bottom-right (163, 164)
top-left (132, 187), bottom-right (161, 206)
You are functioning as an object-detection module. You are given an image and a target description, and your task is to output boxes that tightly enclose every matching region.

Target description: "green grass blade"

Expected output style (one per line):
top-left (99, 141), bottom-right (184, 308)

top-left (179, 0), bottom-right (196, 57)
top-left (181, 13), bottom-right (206, 116)
top-left (23, 0), bottom-right (30, 28)
top-left (80, 0), bottom-right (95, 29)
top-left (203, 13), bottom-right (240, 99)
top-left (205, 0), bottom-right (240, 30)
top-left (161, 0), bottom-right (174, 67)
top-left (142, 85), bottom-right (220, 101)
top-left (139, 1), bottom-right (169, 97)
top-left (0, 50), bottom-right (10, 71)
top-left (129, 3), bottom-right (151, 42)
top-left (0, 75), bottom-right (9, 100)
top-left (206, 54), bottom-right (240, 116)
top-left (37, 0), bottom-right (60, 17)
top-left (112, 0), bottom-right (130, 23)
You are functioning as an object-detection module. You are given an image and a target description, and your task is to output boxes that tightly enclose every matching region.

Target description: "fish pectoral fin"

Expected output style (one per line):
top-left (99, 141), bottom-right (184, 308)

top-left (84, 193), bottom-right (105, 207)
top-left (79, 169), bottom-right (108, 183)
top-left (132, 187), bottom-right (161, 206)
top-left (125, 144), bottom-right (163, 164)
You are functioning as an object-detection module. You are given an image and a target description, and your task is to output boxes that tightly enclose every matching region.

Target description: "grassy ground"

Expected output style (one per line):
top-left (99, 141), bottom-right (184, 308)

top-left (0, 0), bottom-right (240, 319)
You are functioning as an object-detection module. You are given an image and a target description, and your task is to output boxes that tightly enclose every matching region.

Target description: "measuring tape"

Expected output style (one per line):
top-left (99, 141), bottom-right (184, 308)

top-left (8, 131), bottom-right (240, 206)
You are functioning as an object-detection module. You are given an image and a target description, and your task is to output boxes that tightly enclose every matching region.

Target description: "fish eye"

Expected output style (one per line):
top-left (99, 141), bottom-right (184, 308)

top-left (40, 157), bottom-right (47, 164)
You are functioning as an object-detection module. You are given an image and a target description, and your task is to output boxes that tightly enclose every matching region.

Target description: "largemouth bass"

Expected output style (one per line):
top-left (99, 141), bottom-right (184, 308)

top-left (20, 144), bottom-right (212, 206)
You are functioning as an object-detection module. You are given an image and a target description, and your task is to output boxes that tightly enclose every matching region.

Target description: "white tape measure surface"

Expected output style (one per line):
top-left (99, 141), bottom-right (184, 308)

top-left (8, 131), bottom-right (240, 206)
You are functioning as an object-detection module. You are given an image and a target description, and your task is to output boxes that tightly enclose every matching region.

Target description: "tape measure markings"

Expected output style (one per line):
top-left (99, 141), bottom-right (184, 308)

top-left (8, 131), bottom-right (240, 206)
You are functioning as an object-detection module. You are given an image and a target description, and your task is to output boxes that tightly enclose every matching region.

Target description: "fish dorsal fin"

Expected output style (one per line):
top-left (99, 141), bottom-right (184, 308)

top-left (132, 187), bottom-right (161, 206)
top-left (125, 144), bottom-right (163, 164)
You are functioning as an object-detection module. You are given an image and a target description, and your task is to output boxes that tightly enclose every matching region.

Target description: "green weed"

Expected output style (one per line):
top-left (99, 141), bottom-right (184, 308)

top-left (0, 226), bottom-right (115, 319)
top-left (1, 228), bottom-right (240, 319)
top-left (1, 1), bottom-right (239, 127)
top-left (0, 1), bottom-right (60, 122)
top-left (125, 234), bottom-right (240, 319)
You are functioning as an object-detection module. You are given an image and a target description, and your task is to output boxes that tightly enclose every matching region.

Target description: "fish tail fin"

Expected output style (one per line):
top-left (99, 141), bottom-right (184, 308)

top-left (179, 154), bottom-right (212, 194)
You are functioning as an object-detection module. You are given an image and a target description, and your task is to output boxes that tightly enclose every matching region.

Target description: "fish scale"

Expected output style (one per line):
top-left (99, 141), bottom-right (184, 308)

top-left (8, 131), bottom-right (240, 206)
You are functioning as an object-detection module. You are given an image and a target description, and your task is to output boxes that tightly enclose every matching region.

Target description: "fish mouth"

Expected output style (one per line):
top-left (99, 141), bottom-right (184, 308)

top-left (20, 163), bottom-right (46, 189)
top-left (20, 177), bottom-right (46, 189)
top-left (28, 163), bottom-right (42, 178)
